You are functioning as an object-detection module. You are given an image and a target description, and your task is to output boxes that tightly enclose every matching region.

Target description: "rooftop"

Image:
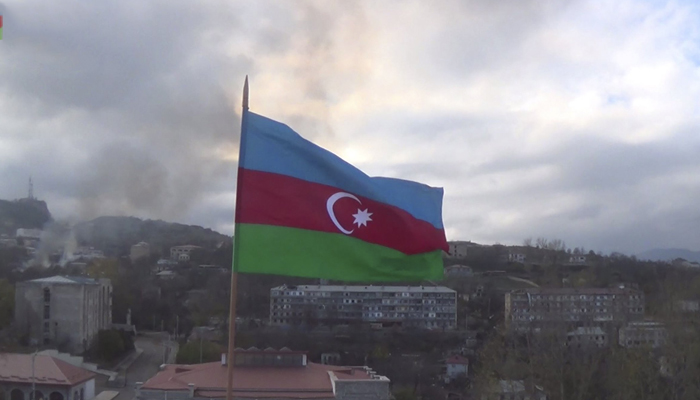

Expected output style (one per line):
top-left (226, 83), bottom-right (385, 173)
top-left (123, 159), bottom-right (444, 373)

top-left (272, 284), bottom-right (455, 294)
top-left (23, 276), bottom-right (101, 285)
top-left (445, 355), bottom-right (469, 365)
top-left (140, 360), bottom-right (386, 399)
top-left (0, 354), bottom-right (95, 386)
top-left (510, 287), bottom-right (641, 295)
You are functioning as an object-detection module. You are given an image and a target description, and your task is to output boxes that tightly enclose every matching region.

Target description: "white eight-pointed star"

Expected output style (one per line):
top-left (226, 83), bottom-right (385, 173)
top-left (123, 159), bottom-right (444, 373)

top-left (352, 208), bottom-right (373, 228)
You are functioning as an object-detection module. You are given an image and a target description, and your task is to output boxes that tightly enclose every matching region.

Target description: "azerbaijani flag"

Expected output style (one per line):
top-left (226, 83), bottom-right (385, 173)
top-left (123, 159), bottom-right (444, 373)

top-left (0, 16), bottom-right (3, 40)
top-left (234, 111), bottom-right (449, 281)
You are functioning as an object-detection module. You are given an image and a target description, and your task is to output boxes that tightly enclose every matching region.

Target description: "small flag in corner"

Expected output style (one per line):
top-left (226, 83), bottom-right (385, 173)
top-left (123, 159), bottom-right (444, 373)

top-left (0, 15), bottom-right (3, 40)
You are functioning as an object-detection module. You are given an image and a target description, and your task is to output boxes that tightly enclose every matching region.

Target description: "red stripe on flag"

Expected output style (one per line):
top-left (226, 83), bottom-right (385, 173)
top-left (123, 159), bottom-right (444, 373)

top-left (237, 168), bottom-right (448, 255)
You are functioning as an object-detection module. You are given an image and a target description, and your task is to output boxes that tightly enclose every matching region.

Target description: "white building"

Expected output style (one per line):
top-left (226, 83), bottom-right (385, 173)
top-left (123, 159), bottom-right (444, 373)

top-left (508, 253), bottom-right (526, 263)
top-left (569, 255), bottom-right (587, 264)
top-left (619, 321), bottom-right (667, 348)
top-left (270, 285), bottom-right (457, 330)
top-left (16, 228), bottom-right (42, 240)
top-left (445, 242), bottom-right (470, 258)
top-left (170, 245), bottom-right (202, 261)
top-left (444, 355), bottom-right (469, 383)
top-left (15, 276), bottom-right (112, 353)
top-left (566, 326), bottom-right (608, 349)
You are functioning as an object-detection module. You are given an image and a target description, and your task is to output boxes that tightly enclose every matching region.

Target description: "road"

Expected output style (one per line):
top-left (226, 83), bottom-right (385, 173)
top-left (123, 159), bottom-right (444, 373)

top-left (95, 333), bottom-right (177, 400)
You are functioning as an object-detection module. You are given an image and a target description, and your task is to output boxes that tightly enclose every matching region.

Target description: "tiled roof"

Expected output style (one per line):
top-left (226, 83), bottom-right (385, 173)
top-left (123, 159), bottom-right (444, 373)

top-left (141, 362), bottom-right (377, 398)
top-left (445, 355), bottom-right (469, 365)
top-left (25, 276), bottom-right (100, 285)
top-left (0, 354), bottom-right (95, 386)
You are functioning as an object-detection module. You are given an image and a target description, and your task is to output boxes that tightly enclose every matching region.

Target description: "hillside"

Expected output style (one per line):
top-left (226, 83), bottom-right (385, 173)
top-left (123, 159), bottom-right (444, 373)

top-left (0, 198), bottom-right (52, 235)
top-left (637, 248), bottom-right (700, 263)
top-left (73, 216), bottom-right (231, 257)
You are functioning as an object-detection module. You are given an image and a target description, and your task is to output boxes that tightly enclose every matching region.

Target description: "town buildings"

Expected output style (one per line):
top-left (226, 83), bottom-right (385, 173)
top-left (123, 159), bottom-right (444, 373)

top-left (129, 242), bottom-right (151, 262)
top-left (505, 287), bottom-right (645, 333)
top-left (136, 348), bottom-right (390, 400)
top-left (445, 242), bottom-right (470, 258)
top-left (270, 285), bottom-right (457, 329)
top-left (15, 276), bottom-right (112, 353)
top-left (566, 326), bottom-right (608, 349)
top-left (444, 355), bottom-right (469, 383)
top-left (0, 353), bottom-right (96, 400)
top-left (170, 245), bottom-right (201, 261)
top-left (618, 321), bottom-right (667, 348)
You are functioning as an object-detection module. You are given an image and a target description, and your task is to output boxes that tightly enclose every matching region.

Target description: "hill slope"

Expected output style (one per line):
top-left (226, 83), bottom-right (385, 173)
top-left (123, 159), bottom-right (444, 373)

top-left (0, 198), bottom-right (52, 235)
top-left (637, 248), bottom-right (700, 263)
top-left (73, 216), bottom-right (231, 257)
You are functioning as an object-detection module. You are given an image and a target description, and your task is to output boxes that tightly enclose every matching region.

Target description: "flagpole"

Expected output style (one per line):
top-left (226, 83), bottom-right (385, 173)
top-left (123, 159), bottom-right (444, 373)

top-left (227, 76), bottom-right (248, 400)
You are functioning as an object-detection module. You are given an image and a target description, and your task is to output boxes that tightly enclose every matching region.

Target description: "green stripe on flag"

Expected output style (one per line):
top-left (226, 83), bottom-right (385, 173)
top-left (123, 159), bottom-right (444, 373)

top-left (234, 223), bottom-right (444, 281)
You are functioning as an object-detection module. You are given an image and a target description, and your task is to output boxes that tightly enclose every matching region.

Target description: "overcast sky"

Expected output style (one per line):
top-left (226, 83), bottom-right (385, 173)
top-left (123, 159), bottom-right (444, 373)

top-left (1, 0), bottom-right (699, 255)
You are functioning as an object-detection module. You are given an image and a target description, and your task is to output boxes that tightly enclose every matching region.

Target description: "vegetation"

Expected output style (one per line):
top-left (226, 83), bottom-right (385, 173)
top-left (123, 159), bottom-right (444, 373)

top-left (176, 340), bottom-right (223, 364)
top-left (92, 329), bottom-right (135, 363)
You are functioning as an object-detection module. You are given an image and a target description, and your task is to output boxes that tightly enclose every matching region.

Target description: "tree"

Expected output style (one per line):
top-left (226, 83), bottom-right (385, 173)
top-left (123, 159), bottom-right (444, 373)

top-left (0, 279), bottom-right (14, 329)
top-left (176, 340), bottom-right (223, 364)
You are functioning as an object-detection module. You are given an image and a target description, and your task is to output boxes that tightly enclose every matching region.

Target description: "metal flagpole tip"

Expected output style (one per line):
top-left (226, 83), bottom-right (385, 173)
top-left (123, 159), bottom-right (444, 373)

top-left (243, 76), bottom-right (249, 110)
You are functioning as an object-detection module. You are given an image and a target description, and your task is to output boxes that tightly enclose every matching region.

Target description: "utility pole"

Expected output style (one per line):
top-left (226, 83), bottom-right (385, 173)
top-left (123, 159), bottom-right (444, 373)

top-left (31, 349), bottom-right (37, 400)
top-left (176, 315), bottom-right (179, 340)
top-left (199, 336), bottom-right (203, 363)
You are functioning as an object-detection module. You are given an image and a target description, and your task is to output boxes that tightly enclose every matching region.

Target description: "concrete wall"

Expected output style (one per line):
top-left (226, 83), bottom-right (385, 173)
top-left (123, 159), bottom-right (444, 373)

top-left (332, 379), bottom-right (390, 400)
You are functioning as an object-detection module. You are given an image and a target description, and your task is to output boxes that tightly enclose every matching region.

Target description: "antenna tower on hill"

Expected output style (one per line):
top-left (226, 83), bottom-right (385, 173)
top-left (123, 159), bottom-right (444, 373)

top-left (28, 176), bottom-right (35, 200)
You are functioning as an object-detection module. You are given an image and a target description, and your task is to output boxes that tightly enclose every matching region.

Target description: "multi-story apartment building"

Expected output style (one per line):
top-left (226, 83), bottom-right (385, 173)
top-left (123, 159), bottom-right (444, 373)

top-left (15, 276), bottom-right (112, 354)
top-left (505, 287), bottom-right (644, 333)
top-left (270, 285), bottom-right (457, 329)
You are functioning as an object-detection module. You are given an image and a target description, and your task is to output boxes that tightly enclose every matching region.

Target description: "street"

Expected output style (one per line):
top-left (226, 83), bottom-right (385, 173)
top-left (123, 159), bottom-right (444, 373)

top-left (95, 332), bottom-right (177, 400)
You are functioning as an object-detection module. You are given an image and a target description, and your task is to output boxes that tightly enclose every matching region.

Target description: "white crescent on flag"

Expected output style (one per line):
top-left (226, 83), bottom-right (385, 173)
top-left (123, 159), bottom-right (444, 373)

top-left (326, 192), bottom-right (373, 235)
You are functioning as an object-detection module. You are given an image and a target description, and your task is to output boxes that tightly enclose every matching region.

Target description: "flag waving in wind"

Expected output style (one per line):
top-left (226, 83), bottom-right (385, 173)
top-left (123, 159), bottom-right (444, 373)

top-left (234, 110), bottom-right (449, 281)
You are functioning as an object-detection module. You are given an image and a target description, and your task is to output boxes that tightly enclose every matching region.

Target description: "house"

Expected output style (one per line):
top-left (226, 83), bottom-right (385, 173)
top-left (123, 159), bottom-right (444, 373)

top-left (508, 253), bottom-right (526, 263)
top-left (15, 276), bottom-right (112, 353)
top-left (568, 255), bottom-right (587, 265)
top-left (444, 355), bottom-right (468, 383)
top-left (156, 270), bottom-right (176, 280)
top-left (482, 380), bottom-right (547, 400)
top-left (136, 348), bottom-right (391, 400)
top-left (129, 242), bottom-right (151, 262)
top-left (170, 245), bottom-right (202, 262)
top-left (0, 353), bottom-right (96, 400)
top-left (445, 242), bottom-right (470, 258)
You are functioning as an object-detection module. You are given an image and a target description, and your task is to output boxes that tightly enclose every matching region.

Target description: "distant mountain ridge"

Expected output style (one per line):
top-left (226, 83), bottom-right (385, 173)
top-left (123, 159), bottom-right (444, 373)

top-left (636, 248), bottom-right (700, 263)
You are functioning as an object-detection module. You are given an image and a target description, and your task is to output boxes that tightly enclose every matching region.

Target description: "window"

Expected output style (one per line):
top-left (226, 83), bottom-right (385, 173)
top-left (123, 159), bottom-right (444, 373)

top-left (43, 305), bottom-right (50, 319)
top-left (43, 288), bottom-right (50, 303)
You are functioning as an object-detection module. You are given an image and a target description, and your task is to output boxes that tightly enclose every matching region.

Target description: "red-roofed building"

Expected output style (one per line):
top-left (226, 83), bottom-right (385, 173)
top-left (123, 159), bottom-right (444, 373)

top-left (0, 353), bottom-right (96, 400)
top-left (136, 348), bottom-right (390, 400)
top-left (444, 355), bottom-right (468, 383)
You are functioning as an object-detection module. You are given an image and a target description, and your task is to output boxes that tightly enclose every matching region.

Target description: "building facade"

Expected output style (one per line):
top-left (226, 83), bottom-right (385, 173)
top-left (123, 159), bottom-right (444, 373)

top-left (170, 245), bottom-right (201, 261)
top-left (137, 348), bottom-right (390, 400)
top-left (505, 287), bottom-right (645, 333)
top-left (0, 353), bottom-right (96, 400)
top-left (15, 276), bottom-right (112, 353)
top-left (129, 242), bottom-right (151, 262)
top-left (618, 321), bottom-right (667, 348)
top-left (270, 285), bottom-right (457, 329)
